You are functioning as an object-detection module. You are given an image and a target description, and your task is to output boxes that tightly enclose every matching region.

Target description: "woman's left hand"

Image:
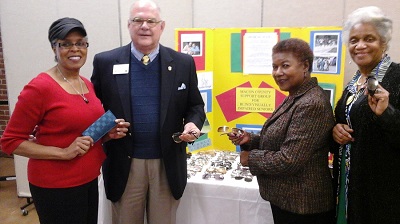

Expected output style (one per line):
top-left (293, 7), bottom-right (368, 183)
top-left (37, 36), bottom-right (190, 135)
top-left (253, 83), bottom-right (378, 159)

top-left (228, 130), bottom-right (248, 146)
top-left (367, 84), bottom-right (389, 116)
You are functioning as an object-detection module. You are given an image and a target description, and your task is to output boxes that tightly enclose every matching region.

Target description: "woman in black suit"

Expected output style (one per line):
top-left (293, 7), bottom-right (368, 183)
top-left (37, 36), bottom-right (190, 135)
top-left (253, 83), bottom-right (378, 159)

top-left (332, 6), bottom-right (400, 224)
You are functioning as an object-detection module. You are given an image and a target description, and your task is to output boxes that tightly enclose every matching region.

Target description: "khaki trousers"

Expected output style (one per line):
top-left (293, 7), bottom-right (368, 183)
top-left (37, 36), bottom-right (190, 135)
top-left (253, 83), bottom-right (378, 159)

top-left (112, 158), bottom-right (179, 224)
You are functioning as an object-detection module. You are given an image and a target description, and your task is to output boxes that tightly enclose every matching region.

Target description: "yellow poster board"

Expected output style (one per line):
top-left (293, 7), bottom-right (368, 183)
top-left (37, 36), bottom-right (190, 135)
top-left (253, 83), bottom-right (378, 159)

top-left (175, 27), bottom-right (345, 152)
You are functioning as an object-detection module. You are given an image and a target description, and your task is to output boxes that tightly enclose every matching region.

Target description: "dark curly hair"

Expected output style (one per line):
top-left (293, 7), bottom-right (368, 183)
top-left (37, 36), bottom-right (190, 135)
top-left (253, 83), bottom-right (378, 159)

top-left (272, 38), bottom-right (314, 73)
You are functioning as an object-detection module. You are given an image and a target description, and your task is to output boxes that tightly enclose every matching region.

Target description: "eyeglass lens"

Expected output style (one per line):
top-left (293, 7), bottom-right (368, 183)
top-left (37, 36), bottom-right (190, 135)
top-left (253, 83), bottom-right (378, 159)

top-left (172, 132), bottom-right (182, 143)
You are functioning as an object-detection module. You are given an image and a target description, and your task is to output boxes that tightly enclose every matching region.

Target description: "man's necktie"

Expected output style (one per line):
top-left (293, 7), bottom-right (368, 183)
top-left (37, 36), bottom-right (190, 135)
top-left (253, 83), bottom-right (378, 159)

top-left (142, 54), bottom-right (150, 65)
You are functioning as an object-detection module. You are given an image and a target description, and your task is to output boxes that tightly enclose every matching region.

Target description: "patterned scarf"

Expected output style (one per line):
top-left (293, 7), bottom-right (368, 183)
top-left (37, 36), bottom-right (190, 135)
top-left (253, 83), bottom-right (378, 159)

top-left (345, 54), bottom-right (392, 90)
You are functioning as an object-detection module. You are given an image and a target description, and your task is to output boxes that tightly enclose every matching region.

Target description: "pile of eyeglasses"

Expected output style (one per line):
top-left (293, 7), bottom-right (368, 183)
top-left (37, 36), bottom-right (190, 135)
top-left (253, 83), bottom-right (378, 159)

top-left (187, 150), bottom-right (254, 182)
top-left (201, 151), bottom-right (239, 181)
top-left (187, 151), bottom-right (215, 178)
top-left (231, 163), bottom-right (253, 182)
top-left (187, 150), bottom-right (238, 179)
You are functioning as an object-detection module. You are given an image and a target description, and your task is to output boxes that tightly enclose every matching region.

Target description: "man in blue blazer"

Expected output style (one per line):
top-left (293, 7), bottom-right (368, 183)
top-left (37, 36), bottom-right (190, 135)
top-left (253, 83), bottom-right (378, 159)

top-left (91, 1), bottom-right (205, 223)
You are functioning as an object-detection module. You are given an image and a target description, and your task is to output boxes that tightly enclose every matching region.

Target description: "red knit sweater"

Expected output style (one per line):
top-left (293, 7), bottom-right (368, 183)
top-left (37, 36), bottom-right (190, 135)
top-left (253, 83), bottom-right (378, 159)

top-left (1, 73), bottom-right (106, 188)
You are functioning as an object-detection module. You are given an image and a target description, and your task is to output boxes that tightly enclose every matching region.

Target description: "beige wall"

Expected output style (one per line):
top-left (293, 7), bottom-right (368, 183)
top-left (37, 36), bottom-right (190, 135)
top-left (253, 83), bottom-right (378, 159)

top-left (1, 0), bottom-right (400, 110)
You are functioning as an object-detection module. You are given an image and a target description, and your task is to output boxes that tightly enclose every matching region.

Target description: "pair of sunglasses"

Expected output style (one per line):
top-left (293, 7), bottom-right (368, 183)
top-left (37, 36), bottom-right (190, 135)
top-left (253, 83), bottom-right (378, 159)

top-left (172, 131), bottom-right (198, 143)
top-left (217, 126), bottom-right (243, 136)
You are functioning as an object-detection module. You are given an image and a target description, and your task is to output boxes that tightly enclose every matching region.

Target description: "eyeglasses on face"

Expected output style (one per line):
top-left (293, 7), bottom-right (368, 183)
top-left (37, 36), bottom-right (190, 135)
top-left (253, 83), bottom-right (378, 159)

top-left (130, 17), bottom-right (162, 28)
top-left (57, 41), bottom-right (89, 49)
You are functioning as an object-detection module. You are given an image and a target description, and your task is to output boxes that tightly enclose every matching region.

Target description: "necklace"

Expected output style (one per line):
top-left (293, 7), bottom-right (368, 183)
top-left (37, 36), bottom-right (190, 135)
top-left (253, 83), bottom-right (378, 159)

top-left (56, 66), bottom-right (89, 104)
top-left (355, 75), bottom-right (365, 86)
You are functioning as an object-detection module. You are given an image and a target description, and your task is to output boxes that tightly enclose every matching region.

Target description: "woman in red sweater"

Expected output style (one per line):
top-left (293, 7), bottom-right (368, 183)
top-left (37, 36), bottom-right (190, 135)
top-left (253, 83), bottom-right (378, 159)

top-left (1, 18), bottom-right (129, 224)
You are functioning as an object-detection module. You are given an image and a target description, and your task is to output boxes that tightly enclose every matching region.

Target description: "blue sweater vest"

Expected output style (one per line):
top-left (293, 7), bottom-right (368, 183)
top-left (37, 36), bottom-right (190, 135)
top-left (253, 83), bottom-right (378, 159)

top-left (130, 55), bottom-right (162, 159)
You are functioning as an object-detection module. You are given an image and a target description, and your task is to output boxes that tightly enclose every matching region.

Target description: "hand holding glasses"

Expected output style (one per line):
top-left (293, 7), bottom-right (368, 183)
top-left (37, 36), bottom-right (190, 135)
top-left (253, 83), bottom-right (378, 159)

top-left (366, 76), bottom-right (379, 96)
top-left (172, 131), bottom-right (198, 144)
top-left (218, 126), bottom-right (245, 146)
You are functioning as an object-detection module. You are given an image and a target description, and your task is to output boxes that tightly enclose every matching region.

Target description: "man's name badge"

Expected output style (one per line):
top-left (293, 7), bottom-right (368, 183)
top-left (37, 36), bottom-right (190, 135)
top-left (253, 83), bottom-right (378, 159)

top-left (113, 64), bottom-right (129, 75)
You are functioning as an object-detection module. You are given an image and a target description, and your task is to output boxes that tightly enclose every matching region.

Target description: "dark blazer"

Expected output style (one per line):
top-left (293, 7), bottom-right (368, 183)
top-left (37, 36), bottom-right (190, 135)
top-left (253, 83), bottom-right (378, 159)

top-left (332, 62), bottom-right (400, 223)
top-left (91, 43), bottom-right (205, 202)
top-left (245, 77), bottom-right (335, 214)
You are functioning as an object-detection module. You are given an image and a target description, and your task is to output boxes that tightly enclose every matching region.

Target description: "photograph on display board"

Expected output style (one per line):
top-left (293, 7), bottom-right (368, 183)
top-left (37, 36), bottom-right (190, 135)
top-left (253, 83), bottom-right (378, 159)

top-left (180, 34), bottom-right (203, 56)
top-left (200, 89), bottom-right (212, 113)
top-left (235, 124), bottom-right (263, 152)
top-left (318, 83), bottom-right (336, 108)
top-left (177, 30), bottom-right (206, 70)
top-left (310, 31), bottom-right (342, 74)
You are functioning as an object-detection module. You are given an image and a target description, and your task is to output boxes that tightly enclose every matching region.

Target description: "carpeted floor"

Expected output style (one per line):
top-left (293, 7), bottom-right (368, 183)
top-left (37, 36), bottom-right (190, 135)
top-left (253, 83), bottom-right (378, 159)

top-left (0, 155), bottom-right (39, 224)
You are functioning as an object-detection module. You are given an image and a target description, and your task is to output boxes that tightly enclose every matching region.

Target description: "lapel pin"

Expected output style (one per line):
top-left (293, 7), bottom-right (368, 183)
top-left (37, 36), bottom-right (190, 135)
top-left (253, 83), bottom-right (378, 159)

top-left (168, 66), bottom-right (172, 71)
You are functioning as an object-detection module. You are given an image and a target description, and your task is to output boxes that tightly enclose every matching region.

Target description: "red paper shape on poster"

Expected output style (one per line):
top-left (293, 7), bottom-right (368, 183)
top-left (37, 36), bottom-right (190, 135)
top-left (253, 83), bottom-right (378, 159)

top-left (177, 30), bottom-right (205, 70)
top-left (216, 82), bottom-right (286, 122)
top-left (216, 82), bottom-right (252, 122)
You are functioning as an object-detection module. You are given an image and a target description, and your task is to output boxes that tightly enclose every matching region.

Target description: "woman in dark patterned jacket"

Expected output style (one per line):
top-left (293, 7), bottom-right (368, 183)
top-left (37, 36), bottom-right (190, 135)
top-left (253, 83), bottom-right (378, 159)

top-left (229, 38), bottom-right (335, 224)
top-left (332, 6), bottom-right (400, 224)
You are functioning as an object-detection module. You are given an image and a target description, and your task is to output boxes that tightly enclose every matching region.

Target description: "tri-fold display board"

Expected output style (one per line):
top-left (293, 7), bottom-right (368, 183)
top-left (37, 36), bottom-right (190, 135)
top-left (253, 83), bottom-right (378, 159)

top-left (175, 27), bottom-right (345, 152)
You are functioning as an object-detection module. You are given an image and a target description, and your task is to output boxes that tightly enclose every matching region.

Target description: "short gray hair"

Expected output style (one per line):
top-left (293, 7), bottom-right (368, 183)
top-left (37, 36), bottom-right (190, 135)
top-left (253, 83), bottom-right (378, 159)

top-left (129, 0), bottom-right (161, 19)
top-left (343, 6), bottom-right (392, 50)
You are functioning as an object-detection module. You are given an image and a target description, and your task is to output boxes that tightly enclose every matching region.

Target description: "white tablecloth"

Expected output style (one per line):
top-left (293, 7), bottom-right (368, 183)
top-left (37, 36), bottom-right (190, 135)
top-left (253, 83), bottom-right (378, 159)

top-left (98, 171), bottom-right (274, 224)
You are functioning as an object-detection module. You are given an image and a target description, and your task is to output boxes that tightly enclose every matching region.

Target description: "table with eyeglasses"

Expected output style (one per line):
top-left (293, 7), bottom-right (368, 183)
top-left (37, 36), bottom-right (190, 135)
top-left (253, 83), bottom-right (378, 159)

top-left (97, 151), bottom-right (273, 224)
top-left (176, 169), bottom-right (273, 224)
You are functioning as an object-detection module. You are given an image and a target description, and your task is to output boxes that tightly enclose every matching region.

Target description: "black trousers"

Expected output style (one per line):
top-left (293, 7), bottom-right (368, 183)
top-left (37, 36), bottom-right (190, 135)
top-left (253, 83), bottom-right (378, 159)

top-left (271, 203), bottom-right (335, 224)
top-left (29, 178), bottom-right (98, 224)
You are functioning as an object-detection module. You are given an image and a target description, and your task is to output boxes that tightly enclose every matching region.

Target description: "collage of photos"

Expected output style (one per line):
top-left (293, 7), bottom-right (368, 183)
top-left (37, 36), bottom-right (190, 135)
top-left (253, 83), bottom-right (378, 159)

top-left (311, 32), bottom-right (341, 74)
